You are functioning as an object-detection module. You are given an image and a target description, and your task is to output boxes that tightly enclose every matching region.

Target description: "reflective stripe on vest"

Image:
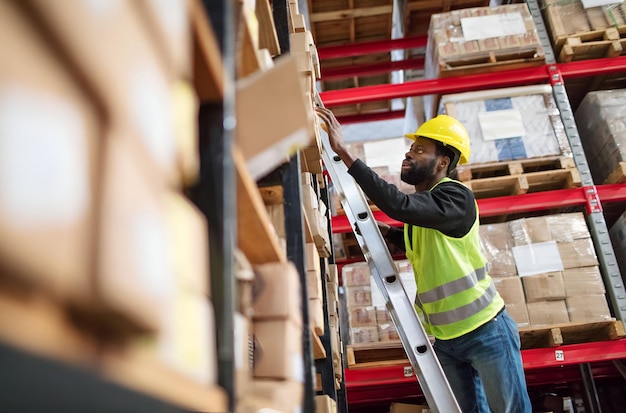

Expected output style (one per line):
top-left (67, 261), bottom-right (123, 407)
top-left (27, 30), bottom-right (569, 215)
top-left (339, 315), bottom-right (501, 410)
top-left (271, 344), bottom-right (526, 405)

top-left (426, 280), bottom-right (497, 326)
top-left (418, 266), bottom-right (487, 304)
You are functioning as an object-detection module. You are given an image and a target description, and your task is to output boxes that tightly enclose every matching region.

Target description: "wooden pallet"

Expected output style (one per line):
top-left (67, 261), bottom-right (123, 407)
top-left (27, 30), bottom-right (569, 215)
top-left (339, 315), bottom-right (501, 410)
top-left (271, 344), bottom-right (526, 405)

top-left (604, 162), bottom-right (626, 184)
top-left (346, 341), bottom-right (408, 369)
top-left (518, 320), bottom-right (625, 350)
top-left (439, 49), bottom-right (545, 78)
top-left (346, 320), bottom-right (625, 369)
top-left (558, 27), bottom-right (626, 63)
top-left (457, 156), bottom-right (581, 199)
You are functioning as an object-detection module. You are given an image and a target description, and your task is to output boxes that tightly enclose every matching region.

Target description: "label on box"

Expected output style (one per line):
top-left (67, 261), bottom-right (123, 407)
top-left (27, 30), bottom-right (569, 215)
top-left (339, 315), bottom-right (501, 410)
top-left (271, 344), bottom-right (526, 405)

top-left (478, 109), bottom-right (526, 140)
top-left (581, 0), bottom-right (622, 8)
top-left (0, 88), bottom-right (89, 226)
top-left (513, 241), bottom-right (564, 276)
top-left (461, 13), bottom-right (526, 41)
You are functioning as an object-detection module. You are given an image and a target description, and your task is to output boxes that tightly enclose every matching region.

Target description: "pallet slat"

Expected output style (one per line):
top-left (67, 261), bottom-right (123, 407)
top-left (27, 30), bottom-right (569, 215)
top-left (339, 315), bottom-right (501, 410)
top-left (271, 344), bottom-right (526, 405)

top-left (458, 156), bottom-right (581, 199)
top-left (345, 320), bottom-right (626, 368)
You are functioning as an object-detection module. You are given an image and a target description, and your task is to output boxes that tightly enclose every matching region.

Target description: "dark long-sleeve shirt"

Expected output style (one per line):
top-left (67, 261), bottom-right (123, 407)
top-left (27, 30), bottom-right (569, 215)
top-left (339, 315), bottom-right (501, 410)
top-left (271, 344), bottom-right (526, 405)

top-left (347, 159), bottom-right (477, 251)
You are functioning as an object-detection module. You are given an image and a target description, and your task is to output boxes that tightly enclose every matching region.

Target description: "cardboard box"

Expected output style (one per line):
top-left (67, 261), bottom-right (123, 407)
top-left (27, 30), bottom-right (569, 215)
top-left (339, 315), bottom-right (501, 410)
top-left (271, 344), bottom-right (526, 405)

top-left (305, 242), bottom-right (320, 274)
top-left (348, 306), bottom-right (377, 327)
top-left (506, 302), bottom-right (530, 327)
top-left (493, 277), bottom-right (525, 305)
top-left (171, 81), bottom-right (199, 186)
top-left (236, 55), bottom-right (313, 180)
top-left (558, 238), bottom-right (598, 269)
top-left (510, 216), bottom-right (551, 246)
top-left (252, 262), bottom-right (302, 324)
top-left (390, 402), bottom-right (431, 413)
top-left (25, 0), bottom-right (179, 185)
top-left (562, 266), bottom-right (605, 297)
top-left (547, 213), bottom-right (590, 242)
top-left (350, 326), bottom-right (379, 344)
top-left (376, 308), bottom-right (394, 324)
top-left (342, 263), bottom-right (371, 287)
top-left (133, 0), bottom-right (191, 77)
top-left (246, 380), bottom-right (304, 413)
top-left (566, 294), bottom-right (612, 323)
top-left (149, 291), bottom-right (216, 385)
top-left (164, 192), bottom-right (210, 296)
top-left (316, 395), bottom-right (337, 413)
top-left (378, 323), bottom-right (400, 342)
top-left (253, 319), bottom-right (303, 381)
top-left (235, 250), bottom-right (255, 317)
top-left (327, 264), bottom-right (338, 283)
top-left (98, 134), bottom-right (175, 332)
top-left (523, 272), bottom-right (566, 302)
top-left (527, 300), bottom-right (570, 326)
top-left (479, 223), bottom-right (517, 276)
top-left (234, 312), bottom-right (253, 398)
top-left (309, 297), bottom-right (324, 336)
top-left (344, 286), bottom-right (372, 307)
top-left (0, 1), bottom-right (97, 302)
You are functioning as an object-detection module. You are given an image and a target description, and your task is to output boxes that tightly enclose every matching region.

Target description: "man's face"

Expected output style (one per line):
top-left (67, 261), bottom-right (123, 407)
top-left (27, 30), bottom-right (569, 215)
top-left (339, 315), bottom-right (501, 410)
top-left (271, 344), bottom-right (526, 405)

top-left (400, 137), bottom-right (439, 186)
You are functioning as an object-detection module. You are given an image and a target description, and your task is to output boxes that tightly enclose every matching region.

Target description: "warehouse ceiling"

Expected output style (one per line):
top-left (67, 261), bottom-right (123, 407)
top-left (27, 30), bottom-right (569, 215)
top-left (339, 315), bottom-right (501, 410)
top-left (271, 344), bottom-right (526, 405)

top-left (306, 0), bottom-right (492, 120)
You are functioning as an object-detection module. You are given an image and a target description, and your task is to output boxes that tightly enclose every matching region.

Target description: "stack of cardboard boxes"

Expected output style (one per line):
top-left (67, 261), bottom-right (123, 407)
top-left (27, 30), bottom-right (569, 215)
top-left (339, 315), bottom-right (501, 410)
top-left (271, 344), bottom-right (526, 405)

top-left (235, 255), bottom-right (305, 413)
top-left (423, 3), bottom-right (545, 118)
top-left (483, 212), bottom-right (611, 327)
top-left (342, 261), bottom-right (412, 344)
top-left (342, 212), bottom-right (612, 346)
top-left (0, 1), bottom-right (224, 410)
top-left (575, 88), bottom-right (626, 185)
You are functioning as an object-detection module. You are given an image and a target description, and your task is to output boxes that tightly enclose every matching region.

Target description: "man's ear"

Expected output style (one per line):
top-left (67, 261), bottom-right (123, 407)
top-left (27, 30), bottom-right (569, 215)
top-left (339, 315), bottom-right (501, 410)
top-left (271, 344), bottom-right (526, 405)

top-left (439, 155), bottom-right (450, 171)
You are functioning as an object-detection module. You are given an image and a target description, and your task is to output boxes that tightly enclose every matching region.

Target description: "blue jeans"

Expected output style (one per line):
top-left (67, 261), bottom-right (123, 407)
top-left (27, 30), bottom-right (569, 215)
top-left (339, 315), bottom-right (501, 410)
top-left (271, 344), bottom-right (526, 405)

top-left (433, 308), bottom-right (531, 413)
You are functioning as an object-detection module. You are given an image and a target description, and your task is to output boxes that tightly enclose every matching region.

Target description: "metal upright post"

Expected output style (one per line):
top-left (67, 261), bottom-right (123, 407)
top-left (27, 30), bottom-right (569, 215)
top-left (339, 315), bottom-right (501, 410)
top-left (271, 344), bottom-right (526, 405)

top-left (283, 154), bottom-right (317, 413)
top-left (526, 0), bottom-right (626, 325)
top-left (193, 0), bottom-right (237, 408)
top-left (316, 178), bottom-right (339, 402)
top-left (320, 178), bottom-right (350, 413)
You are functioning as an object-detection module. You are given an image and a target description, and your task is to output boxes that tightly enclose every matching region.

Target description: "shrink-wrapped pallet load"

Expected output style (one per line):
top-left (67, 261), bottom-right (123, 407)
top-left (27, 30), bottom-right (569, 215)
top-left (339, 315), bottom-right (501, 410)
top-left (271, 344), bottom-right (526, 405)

top-left (439, 85), bottom-right (571, 164)
top-left (574, 89), bottom-right (626, 185)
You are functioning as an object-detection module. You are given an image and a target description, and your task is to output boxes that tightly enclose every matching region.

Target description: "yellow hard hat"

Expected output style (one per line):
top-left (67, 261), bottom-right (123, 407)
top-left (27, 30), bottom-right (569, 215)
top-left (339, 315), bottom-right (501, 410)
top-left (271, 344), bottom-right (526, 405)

top-left (404, 114), bottom-right (470, 165)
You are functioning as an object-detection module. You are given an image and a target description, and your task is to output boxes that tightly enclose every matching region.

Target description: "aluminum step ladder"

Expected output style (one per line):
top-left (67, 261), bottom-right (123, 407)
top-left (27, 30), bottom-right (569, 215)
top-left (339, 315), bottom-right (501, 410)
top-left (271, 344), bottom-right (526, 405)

top-left (316, 103), bottom-right (461, 413)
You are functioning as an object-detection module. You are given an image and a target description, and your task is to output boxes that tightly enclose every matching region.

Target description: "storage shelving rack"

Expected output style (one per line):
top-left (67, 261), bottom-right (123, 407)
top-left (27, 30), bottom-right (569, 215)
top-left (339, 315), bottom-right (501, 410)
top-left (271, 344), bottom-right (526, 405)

top-left (318, 0), bottom-right (626, 411)
top-left (0, 0), bottom-right (347, 411)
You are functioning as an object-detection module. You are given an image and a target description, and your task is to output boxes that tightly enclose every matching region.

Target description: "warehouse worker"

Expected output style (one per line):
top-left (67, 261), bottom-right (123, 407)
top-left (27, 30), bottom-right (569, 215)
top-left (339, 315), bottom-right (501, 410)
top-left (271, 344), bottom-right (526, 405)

top-left (316, 107), bottom-right (531, 413)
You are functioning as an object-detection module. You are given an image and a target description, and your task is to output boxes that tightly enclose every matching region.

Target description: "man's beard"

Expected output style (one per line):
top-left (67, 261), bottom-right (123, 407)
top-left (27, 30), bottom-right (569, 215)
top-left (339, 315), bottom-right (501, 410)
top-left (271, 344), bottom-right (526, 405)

top-left (400, 158), bottom-right (437, 186)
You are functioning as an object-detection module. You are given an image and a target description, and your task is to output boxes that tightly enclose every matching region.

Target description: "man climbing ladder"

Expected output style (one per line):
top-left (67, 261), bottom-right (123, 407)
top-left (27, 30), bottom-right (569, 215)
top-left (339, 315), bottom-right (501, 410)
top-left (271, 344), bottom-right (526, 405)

top-left (316, 107), bottom-right (531, 413)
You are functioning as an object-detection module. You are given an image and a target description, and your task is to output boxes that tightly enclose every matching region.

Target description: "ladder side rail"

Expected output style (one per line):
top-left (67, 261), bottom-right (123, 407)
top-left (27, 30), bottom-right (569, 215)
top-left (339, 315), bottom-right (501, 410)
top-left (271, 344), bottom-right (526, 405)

top-left (321, 136), bottom-right (461, 413)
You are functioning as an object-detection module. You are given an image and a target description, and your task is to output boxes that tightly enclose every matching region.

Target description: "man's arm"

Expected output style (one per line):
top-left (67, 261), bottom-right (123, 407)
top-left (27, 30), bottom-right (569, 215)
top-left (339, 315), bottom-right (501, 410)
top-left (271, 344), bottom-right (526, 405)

top-left (382, 224), bottom-right (406, 251)
top-left (350, 160), bottom-right (476, 238)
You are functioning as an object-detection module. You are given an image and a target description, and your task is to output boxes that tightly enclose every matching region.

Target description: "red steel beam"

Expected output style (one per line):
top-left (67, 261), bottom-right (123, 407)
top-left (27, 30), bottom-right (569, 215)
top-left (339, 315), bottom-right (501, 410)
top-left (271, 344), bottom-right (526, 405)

top-left (336, 109), bottom-right (405, 124)
top-left (320, 65), bottom-right (549, 106)
top-left (321, 57), bottom-right (425, 80)
top-left (344, 340), bottom-right (626, 406)
top-left (331, 186), bottom-right (613, 233)
top-left (319, 56), bottom-right (626, 106)
top-left (317, 35), bottom-right (428, 60)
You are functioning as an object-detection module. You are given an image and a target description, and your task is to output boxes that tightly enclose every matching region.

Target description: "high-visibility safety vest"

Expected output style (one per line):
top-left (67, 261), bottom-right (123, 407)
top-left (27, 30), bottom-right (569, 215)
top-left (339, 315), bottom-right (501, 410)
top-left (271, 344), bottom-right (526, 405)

top-left (404, 177), bottom-right (504, 340)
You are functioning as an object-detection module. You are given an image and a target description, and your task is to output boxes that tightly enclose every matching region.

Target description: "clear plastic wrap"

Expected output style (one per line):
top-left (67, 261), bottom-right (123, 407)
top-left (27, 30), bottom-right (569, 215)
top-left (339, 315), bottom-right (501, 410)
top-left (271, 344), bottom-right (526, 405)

top-left (541, 0), bottom-right (626, 61)
top-left (487, 213), bottom-right (614, 326)
top-left (342, 262), bottom-right (371, 287)
top-left (348, 305), bottom-right (377, 327)
top-left (439, 85), bottom-right (571, 164)
top-left (378, 323), bottom-right (400, 342)
top-left (423, 4), bottom-right (544, 118)
top-left (492, 276), bottom-right (526, 304)
top-left (575, 89), bottom-right (626, 184)
top-left (349, 326), bottom-right (379, 344)
top-left (479, 222), bottom-right (518, 276)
